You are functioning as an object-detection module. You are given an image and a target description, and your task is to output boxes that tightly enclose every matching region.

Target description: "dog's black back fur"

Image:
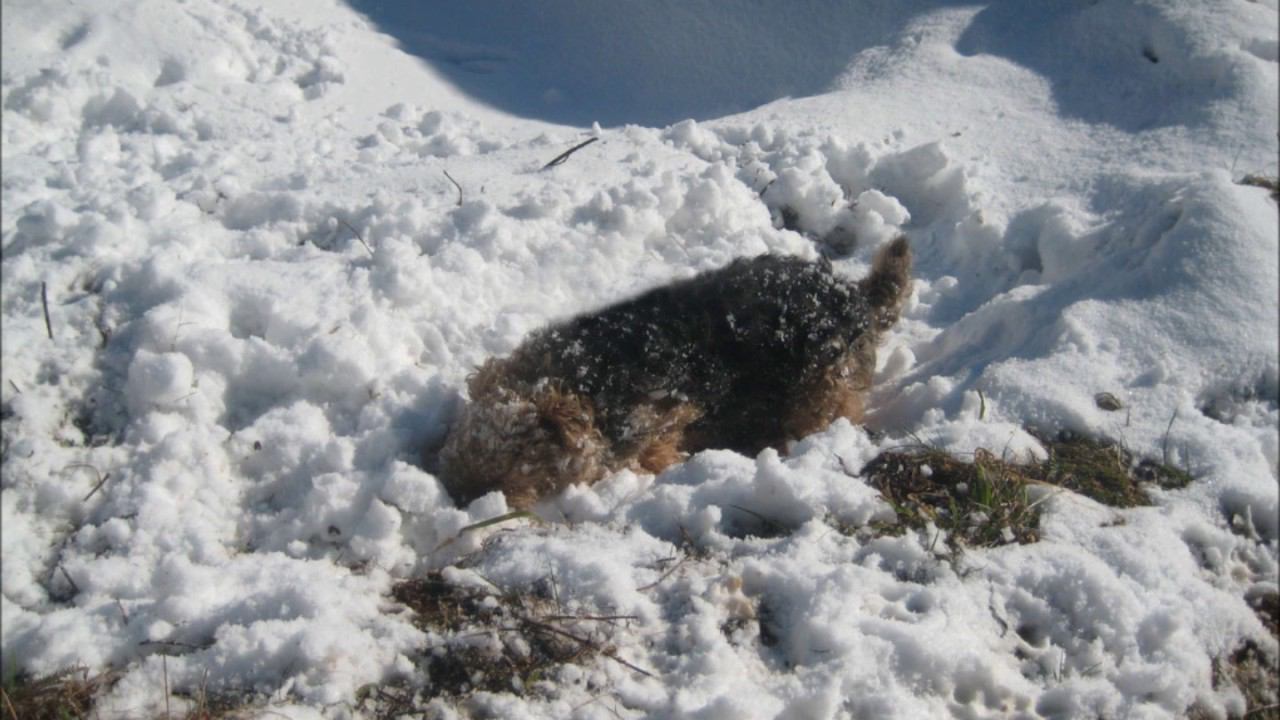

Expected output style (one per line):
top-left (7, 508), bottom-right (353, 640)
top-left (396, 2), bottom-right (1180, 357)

top-left (505, 253), bottom-right (879, 454)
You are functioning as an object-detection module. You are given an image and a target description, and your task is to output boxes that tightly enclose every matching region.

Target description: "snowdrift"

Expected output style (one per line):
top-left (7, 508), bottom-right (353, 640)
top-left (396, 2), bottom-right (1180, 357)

top-left (2, 0), bottom-right (1276, 717)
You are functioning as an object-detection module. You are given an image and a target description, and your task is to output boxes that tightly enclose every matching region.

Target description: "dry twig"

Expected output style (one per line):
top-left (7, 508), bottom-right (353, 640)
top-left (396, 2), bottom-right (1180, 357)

top-left (542, 614), bottom-right (639, 624)
top-left (336, 218), bottom-right (374, 256)
top-left (1, 687), bottom-right (18, 720)
top-left (58, 565), bottom-right (80, 596)
top-left (637, 554), bottom-right (688, 592)
top-left (433, 510), bottom-right (537, 553)
top-left (1161, 408), bottom-right (1179, 467)
top-left (139, 639), bottom-right (212, 651)
top-left (41, 281), bottom-right (53, 340)
top-left (82, 473), bottom-right (111, 502)
top-left (541, 137), bottom-right (599, 170)
top-left (727, 504), bottom-right (786, 535)
top-left (444, 170), bottom-right (463, 206)
top-left (64, 463), bottom-right (112, 502)
top-left (518, 618), bottom-right (656, 678)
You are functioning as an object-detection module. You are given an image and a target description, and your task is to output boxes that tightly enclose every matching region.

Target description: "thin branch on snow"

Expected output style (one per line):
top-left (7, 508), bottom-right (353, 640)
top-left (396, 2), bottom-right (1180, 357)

top-left (58, 565), bottom-right (80, 596)
top-left (444, 169), bottom-right (463, 206)
top-left (336, 217), bottom-right (374, 256)
top-left (637, 554), bottom-right (688, 592)
top-left (541, 136), bottom-right (599, 170)
top-left (517, 618), bottom-right (656, 678)
top-left (41, 281), bottom-right (53, 340)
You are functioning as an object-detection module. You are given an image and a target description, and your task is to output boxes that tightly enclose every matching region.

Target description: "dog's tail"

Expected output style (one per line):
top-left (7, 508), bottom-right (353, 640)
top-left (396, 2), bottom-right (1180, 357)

top-left (860, 235), bottom-right (912, 333)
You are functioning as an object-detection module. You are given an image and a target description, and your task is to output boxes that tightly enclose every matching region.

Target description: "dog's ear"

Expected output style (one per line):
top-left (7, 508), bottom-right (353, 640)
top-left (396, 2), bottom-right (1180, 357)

top-left (861, 236), bottom-right (912, 332)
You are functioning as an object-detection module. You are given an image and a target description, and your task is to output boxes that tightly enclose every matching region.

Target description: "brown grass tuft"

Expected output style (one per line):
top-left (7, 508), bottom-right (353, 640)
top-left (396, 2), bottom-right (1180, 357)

top-left (862, 447), bottom-right (1042, 551)
top-left (860, 432), bottom-right (1197, 551)
top-left (1192, 640), bottom-right (1280, 720)
top-left (380, 571), bottom-right (647, 712)
top-left (2, 667), bottom-right (114, 720)
top-left (1040, 432), bottom-right (1193, 505)
top-left (1, 664), bottom-right (273, 720)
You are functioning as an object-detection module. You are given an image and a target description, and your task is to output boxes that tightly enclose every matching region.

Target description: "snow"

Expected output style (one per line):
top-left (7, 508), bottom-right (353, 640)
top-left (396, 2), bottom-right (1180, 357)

top-left (2, 0), bottom-right (1276, 718)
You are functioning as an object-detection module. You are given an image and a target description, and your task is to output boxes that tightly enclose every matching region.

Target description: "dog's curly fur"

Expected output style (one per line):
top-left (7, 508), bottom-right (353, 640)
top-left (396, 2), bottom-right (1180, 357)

top-left (439, 236), bottom-right (913, 509)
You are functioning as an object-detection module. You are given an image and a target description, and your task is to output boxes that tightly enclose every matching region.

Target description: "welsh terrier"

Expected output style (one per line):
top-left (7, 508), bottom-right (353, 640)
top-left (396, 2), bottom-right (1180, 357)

top-left (439, 236), bottom-right (912, 510)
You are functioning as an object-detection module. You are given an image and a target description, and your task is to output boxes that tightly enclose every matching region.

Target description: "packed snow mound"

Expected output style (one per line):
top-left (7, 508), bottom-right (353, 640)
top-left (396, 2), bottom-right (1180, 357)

top-left (348, 0), bottom-right (955, 127)
top-left (954, 0), bottom-right (1280, 130)
top-left (352, 0), bottom-right (1280, 131)
top-left (2, 0), bottom-right (1277, 718)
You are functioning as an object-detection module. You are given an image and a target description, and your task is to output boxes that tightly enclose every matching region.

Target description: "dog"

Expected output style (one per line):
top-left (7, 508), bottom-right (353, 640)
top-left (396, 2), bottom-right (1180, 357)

top-left (438, 236), bottom-right (912, 510)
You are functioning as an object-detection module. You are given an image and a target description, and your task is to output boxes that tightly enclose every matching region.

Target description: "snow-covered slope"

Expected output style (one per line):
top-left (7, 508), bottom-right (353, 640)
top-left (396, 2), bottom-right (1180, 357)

top-left (2, 0), bottom-right (1276, 718)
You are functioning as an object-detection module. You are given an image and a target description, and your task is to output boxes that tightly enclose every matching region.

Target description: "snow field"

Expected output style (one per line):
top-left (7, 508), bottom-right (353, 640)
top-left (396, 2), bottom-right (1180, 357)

top-left (2, 0), bottom-right (1277, 718)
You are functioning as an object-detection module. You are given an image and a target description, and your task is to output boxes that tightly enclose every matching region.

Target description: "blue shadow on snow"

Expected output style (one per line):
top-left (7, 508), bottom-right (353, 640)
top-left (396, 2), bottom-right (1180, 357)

top-left (346, 0), bottom-right (962, 127)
